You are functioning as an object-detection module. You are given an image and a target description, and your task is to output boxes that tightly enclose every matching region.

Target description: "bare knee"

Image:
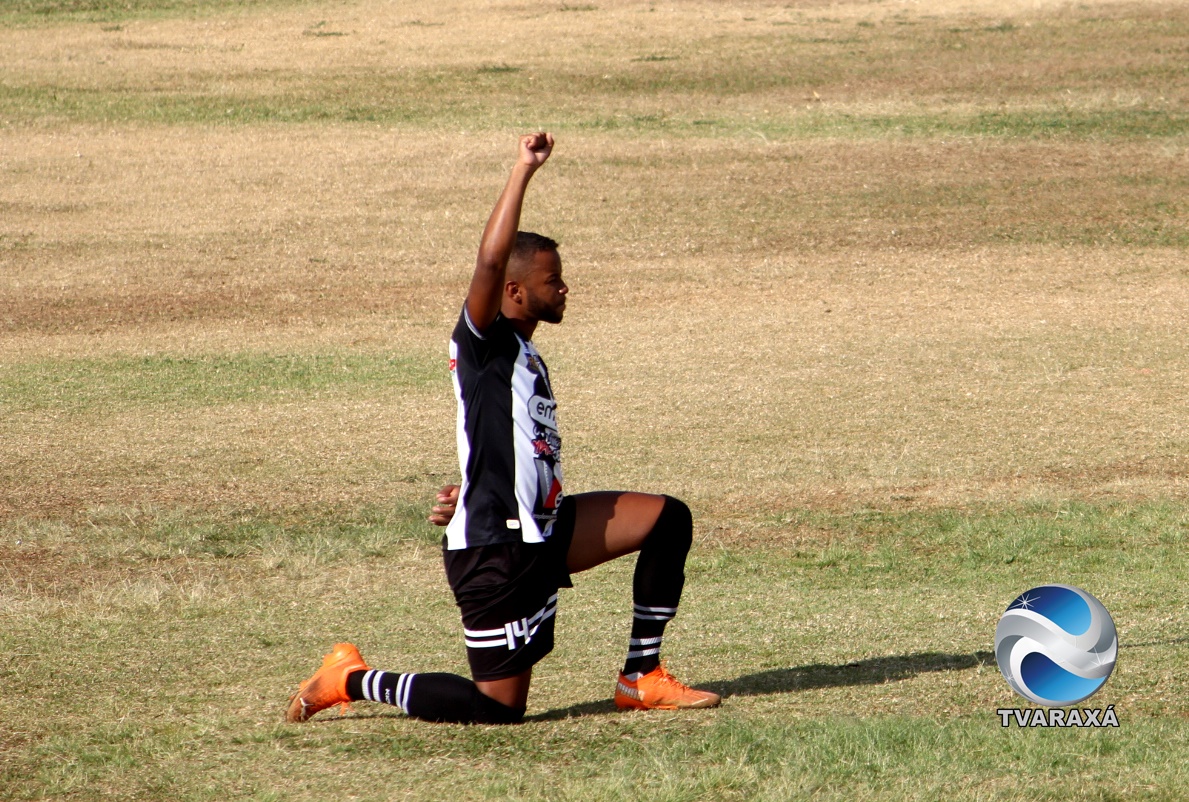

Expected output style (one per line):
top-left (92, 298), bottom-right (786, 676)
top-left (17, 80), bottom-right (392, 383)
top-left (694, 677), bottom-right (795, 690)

top-left (652, 495), bottom-right (692, 554)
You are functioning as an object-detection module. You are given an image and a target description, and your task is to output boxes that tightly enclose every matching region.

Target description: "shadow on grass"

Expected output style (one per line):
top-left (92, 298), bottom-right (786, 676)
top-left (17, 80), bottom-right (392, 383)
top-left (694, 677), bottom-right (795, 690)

top-left (1120, 637), bottom-right (1189, 649)
top-left (532, 650), bottom-right (994, 721)
top-left (300, 709), bottom-right (403, 724)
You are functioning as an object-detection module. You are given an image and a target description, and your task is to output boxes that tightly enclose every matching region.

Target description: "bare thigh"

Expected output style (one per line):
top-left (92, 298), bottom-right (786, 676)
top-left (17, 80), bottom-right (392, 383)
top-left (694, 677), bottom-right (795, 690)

top-left (565, 491), bottom-right (666, 574)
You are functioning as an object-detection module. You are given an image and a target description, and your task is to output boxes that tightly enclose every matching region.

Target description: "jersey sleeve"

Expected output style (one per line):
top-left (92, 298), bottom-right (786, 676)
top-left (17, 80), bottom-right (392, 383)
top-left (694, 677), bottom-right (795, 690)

top-left (452, 305), bottom-right (495, 367)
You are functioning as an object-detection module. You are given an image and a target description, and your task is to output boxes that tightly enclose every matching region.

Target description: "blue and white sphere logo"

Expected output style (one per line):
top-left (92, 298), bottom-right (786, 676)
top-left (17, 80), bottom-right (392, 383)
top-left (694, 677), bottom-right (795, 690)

top-left (994, 585), bottom-right (1117, 707)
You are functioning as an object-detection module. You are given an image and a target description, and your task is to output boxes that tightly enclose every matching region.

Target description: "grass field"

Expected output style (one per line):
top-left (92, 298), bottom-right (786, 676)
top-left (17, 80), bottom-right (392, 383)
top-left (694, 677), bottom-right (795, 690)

top-left (2, 0), bottom-right (1187, 799)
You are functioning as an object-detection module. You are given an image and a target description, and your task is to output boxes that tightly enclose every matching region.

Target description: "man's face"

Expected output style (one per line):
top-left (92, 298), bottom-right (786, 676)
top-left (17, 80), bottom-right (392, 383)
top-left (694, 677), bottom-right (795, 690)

top-left (521, 250), bottom-right (568, 324)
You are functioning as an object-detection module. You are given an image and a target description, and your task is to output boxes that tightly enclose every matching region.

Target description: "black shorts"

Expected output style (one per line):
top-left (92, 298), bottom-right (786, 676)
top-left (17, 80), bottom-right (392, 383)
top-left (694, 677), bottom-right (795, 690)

top-left (442, 497), bottom-right (577, 682)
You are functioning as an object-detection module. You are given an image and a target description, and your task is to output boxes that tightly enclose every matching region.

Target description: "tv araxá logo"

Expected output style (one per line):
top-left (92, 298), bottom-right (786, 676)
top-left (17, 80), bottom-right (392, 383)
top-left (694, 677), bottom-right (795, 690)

top-left (994, 584), bottom-right (1118, 726)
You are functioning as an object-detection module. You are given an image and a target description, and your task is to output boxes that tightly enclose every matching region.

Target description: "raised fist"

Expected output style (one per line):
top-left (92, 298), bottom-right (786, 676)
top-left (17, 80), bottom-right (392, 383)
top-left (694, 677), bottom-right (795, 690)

top-left (519, 132), bottom-right (554, 168)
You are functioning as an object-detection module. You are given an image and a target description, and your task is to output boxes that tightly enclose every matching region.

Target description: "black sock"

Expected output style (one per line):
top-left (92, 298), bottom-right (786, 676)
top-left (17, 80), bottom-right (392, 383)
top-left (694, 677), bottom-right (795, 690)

top-left (346, 670), bottom-right (524, 725)
top-left (622, 496), bottom-right (692, 677)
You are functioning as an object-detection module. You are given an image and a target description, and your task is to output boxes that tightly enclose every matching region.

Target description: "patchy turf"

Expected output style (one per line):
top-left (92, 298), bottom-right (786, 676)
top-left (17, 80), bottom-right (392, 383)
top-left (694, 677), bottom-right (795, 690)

top-left (1, 0), bottom-right (1187, 799)
top-left (2, 500), bottom-right (1187, 800)
top-left (1, 1), bottom-right (1186, 132)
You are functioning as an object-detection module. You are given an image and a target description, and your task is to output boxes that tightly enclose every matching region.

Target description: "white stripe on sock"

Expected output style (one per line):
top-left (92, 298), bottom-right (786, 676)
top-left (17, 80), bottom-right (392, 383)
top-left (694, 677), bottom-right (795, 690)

top-left (626, 647), bottom-right (662, 659)
top-left (398, 673), bottom-right (414, 714)
top-left (463, 595), bottom-right (560, 649)
top-left (395, 673), bottom-right (407, 711)
top-left (629, 636), bottom-right (664, 646)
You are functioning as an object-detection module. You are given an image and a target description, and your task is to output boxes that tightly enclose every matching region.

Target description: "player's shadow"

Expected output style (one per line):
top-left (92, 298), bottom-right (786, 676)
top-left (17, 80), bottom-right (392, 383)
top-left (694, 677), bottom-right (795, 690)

top-left (531, 650), bottom-right (994, 721)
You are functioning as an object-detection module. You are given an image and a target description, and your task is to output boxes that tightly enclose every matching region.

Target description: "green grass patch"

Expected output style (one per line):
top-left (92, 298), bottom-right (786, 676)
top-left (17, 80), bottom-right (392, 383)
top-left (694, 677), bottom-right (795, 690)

top-left (755, 500), bottom-right (1189, 586)
top-left (3, 499), bottom-right (1187, 799)
top-left (814, 108), bottom-right (1189, 140)
top-left (476, 64), bottom-right (521, 75)
top-left (13, 713), bottom-right (1189, 800)
top-left (7, 500), bottom-right (439, 562)
top-left (0, 0), bottom-right (307, 26)
top-left (4, 79), bottom-right (1186, 140)
top-left (0, 352), bottom-right (440, 414)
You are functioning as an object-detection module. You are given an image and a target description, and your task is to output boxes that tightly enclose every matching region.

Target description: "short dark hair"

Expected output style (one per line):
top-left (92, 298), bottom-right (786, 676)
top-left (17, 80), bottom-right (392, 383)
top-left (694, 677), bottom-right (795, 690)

top-left (511, 231), bottom-right (558, 262)
top-left (507, 232), bottom-right (559, 281)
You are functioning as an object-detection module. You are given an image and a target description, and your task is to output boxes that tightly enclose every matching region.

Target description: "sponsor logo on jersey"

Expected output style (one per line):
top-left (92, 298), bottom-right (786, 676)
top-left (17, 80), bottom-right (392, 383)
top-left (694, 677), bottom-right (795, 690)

top-left (529, 395), bottom-right (558, 430)
top-left (544, 479), bottom-right (563, 510)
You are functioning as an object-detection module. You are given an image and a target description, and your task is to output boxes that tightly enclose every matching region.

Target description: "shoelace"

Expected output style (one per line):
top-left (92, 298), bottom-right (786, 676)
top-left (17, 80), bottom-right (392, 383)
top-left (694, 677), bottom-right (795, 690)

top-left (653, 666), bottom-right (693, 692)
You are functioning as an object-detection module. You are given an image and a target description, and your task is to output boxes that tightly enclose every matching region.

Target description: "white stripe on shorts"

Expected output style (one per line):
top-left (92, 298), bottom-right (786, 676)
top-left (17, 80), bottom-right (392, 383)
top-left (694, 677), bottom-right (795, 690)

top-left (463, 594), bottom-right (559, 650)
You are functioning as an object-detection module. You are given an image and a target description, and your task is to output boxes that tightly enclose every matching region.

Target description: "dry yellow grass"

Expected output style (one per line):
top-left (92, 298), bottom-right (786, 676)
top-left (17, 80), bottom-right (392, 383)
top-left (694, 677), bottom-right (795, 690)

top-left (4, 132), bottom-right (1186, 519)
top-left (2, 0), bottom-right (1187, 521)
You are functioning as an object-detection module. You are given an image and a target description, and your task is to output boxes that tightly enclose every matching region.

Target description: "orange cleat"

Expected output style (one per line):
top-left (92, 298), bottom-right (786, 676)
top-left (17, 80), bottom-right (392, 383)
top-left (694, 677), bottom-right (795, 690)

top-left (286, 643), bottom-right (369, 722)
top-left (614, 663), bottom-right (721, 710)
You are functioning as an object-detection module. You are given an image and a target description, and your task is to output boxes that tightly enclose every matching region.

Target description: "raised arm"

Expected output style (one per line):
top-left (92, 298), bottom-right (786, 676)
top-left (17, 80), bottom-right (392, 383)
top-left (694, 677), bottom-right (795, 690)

top-left (466, 132), bottom-right (554, 333)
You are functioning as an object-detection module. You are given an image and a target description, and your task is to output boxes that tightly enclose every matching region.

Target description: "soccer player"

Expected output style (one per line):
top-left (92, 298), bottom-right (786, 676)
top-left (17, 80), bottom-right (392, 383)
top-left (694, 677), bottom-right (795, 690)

top-left (287, 133), bottom-right (719, 725)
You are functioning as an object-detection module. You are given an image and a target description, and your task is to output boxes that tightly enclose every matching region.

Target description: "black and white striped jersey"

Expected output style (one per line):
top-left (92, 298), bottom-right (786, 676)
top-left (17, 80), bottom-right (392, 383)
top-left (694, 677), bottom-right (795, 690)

top-left (445, 306), bottom-right (564, 550)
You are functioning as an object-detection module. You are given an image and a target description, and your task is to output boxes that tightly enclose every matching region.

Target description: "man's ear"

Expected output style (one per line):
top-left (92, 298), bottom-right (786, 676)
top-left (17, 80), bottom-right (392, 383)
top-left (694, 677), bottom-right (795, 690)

top-left (505, 280), bottom-right (523, 303)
